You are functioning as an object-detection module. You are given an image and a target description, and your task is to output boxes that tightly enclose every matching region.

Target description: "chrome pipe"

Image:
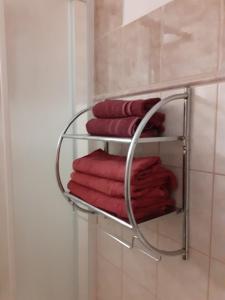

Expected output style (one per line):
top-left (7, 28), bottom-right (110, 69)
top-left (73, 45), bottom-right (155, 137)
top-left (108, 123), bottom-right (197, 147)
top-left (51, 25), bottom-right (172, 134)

top-left (102, 231), bottom-right (161, 261)
top-left (62, 134), bottom-right (182, 144)
top-left (103, 231), bottom-right (132, 249)
top-left (182, 87), bottom-right (191, 260)
top-left (65, 192), bottom-right (133, 229)
top-left (55, 106), bottom-right (93, 214)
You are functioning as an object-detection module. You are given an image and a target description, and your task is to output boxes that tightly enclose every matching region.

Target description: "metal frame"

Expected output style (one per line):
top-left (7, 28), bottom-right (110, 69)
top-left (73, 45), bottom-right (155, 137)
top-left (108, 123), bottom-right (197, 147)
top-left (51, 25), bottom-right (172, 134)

top-left (55, 87), bottom-right (191, 260)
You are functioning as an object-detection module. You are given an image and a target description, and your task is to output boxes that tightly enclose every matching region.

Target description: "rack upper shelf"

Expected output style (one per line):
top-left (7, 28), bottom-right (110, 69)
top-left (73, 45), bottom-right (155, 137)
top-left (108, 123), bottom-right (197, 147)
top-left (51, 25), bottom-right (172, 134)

top-left (62, 133), bottom-right (184, 144)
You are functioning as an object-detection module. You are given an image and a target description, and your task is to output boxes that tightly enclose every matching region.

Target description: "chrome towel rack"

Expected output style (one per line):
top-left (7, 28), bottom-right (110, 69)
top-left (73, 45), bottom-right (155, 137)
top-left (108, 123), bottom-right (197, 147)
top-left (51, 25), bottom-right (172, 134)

top-left (55, 87), bottom-right (191, 261)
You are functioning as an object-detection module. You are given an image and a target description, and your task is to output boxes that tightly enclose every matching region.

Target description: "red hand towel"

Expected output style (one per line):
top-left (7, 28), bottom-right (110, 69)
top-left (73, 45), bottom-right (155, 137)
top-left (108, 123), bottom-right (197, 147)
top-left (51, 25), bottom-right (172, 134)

top-left (86, 117), bottom-right (161, 138)
top-left (70, 167), bottom-right (177, 198)
top-left (93, 98), bottom-right (161, 118)
top-left (67, 181), bottom-right (175, 220)
top-left (73, 149), bottom-right (161, 182)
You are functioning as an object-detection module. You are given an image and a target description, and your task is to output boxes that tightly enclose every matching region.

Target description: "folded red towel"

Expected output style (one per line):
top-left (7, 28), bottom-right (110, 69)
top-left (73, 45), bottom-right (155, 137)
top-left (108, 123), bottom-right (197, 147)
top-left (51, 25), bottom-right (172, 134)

top-left (93, 98), bottom-right (161, 118)
top-left (67, 181), bottom-right (175, 221)
top-left (86, 111), bottom-right (165, 138)
top-left (86, 117), bottom-right (161, 138)
top-left (70, 167), bottom-right (177, 198)
top-left (73, 149), bottom-right (161, 182)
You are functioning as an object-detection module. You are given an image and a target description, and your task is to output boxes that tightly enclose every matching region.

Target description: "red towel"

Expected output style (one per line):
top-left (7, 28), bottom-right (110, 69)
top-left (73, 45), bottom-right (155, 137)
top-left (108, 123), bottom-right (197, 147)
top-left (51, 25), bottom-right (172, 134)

top-left (86, 113), bottom-right (165, 138)
top-left (93, 98), bottom-right (161, 118)
top-left (73, 149), bottom-right (161, 182)
top-left (86, 117), bottom-right (161, 138)
top-left (70, 167), bottom-right (177, 198)
top-left (67, 181), bottom-right (175, 221)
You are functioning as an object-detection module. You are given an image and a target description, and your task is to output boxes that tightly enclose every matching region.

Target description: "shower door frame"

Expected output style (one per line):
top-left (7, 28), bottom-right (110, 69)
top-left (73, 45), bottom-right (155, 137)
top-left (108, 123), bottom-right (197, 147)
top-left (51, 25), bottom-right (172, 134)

top-left (0, 1), bottom-right (16, 299)
top-left (69, 1), bottom-right (97, 300)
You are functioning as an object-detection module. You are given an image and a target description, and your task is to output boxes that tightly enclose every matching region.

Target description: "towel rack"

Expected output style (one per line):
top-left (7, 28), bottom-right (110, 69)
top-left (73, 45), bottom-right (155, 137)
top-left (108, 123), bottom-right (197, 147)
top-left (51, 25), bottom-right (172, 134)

top-left (56, 87), bottom-right (191, 261)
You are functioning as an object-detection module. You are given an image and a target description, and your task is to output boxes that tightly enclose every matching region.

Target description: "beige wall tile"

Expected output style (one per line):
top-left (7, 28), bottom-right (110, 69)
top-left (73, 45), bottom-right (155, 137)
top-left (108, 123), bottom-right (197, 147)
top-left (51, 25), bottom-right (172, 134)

top-left (98, 215), bottom-right (123, 236)
top-left (122, 245), bottom-right (157, 294)
top-left (108, 28), bottom-right (123, 93)
top-left (209, 258), bottom-right (225, 300)
top-left (121, 10), bottom-right (161, 91)
top-left (159, 89), bottom-right (185, 167)
top-left (159, 169), bottom-right (213, 255)
top-left (97, 256), bottom-right (122, 300)
top-left (158, 236), bottom-right (209, 300)
top-left (97, 227), bottom-right (123, 269)
top-left (139, 219), bottom-right (158, 237)
top-left (159, 142), bottom-right (183, 167)
top-left (215, 83), bottom-right (225, 174)
top-left (212, 175), bottom-right (225, 262)
top-left (158, 212), bottom-right (183, 243)
top-left (95, 0), bottom-right (122, 39)
top-left (160, 89), bottom-right (185, 137)
top-left (161, 0), bottom-right (220, 82)
top-left (122, 274), bottom-right (155, 300)
top-left (121, 140), bottom-right (159, 157)
top-left (94, 37), bottom-right (109, 95)
top-left (95, 28), bottom-right (123, 96)
top-left (218, 0), bottom-right (225, 76)
top-left (189, 171), bottom-right (213, 254)
top-left (190, 84), bottom-right (217, 172)
top-left (158, 166), bottom-right (183, 241)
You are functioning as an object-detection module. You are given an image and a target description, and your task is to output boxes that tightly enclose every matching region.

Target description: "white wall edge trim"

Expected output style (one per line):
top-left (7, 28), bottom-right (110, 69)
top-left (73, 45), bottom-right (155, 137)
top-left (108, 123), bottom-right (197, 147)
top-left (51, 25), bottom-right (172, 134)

top-left (86, 1), bottom-right (97, 300)
top-left (0, 1), bottom-right (16, 299)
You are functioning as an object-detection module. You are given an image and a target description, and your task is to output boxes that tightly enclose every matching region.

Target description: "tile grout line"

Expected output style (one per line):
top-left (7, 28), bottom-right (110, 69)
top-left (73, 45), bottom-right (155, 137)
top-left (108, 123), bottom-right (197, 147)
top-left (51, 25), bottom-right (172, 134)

top-left (155, 217), bottom-right (160, 300)
top-left (123, 269), bottom-right (156, 298)
top-left (156, 82), bottom-right (162, 300)
top-left (98, 250), bottom-right (156, 297)
top-left (157, 232), bottom-right (210, 258)
top-left (121, 224), bottom-right (124, 300)
top-left (206, 81), bottom-right (220, 300)
top-left (210, 255), bottom-right (225, 266)
top-left (163, 163), bottom-right (225, 177)
top-left (96, 253), bottom-right (99, 299)
top-left (97, 252), bottom-right (123, 273)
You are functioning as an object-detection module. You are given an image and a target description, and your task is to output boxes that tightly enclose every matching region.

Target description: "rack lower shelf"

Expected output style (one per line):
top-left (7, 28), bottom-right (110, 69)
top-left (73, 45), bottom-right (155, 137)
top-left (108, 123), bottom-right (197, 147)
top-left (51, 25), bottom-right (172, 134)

top-left (62, 134), bottom-right (184, 144)
top-left (64, 192), bottom-right (177, 229)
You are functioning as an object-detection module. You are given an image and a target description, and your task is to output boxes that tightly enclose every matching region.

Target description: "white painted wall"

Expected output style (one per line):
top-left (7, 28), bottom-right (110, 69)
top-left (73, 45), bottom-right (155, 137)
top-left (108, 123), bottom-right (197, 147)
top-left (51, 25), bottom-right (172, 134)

top-left (123, 0), bottom-right (173, 25)
top-left (3, 0), bottom-right (77, 299)
top-left (72, 2), bottom-right (97, 300)
top-left (0, 1), bottom-right (15, 299)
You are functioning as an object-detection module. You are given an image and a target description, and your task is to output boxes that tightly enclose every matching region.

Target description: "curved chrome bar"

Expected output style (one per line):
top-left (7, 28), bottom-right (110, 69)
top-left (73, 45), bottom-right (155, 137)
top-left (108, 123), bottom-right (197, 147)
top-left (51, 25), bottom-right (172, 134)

top-left (56, 91), bottom-right (190, 258)
top-left (55, 106), bottom-right (95, 214)
top-left (124, 92), bottom-right (189, 257)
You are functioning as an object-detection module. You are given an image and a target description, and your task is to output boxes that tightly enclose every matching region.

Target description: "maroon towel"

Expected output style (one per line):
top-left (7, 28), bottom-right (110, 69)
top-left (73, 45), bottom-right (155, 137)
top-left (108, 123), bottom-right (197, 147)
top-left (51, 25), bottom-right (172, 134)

top-left (73, 149), bottom-right (161, 182)
top-left (70, 168), bottom-right (177, 198)
top-left (86, 117), bottom-right (162, 138)
top-left (93, 98), bottom-right (161, 118)
top-left (67, 181), bottom-right (175, 221)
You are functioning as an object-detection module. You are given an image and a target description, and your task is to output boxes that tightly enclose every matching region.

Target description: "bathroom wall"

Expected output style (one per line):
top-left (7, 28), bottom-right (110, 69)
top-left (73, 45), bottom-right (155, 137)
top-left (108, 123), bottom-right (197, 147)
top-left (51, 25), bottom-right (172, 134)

top-left (0, 1), bottom-right (15, 299)
top-left (94, 0), bottom-right (224, 98)
top-left (3, 0), bottom-right (77, 299)
top-left (94, 1), bottom-right (225, 300)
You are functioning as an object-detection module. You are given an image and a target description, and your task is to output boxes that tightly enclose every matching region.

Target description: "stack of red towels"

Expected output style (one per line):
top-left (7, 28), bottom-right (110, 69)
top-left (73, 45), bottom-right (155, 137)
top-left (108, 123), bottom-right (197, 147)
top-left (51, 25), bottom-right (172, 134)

top-left (86, 98), bottom-right (165, 137)
top-left (67, 149), bottom-right (177, 223)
